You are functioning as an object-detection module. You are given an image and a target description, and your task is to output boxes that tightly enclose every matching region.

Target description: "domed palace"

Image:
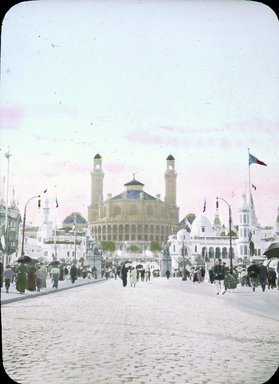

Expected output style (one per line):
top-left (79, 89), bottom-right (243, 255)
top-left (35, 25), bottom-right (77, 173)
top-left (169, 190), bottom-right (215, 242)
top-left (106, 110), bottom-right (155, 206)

top-left (88, 154), bottom-right (180, 250)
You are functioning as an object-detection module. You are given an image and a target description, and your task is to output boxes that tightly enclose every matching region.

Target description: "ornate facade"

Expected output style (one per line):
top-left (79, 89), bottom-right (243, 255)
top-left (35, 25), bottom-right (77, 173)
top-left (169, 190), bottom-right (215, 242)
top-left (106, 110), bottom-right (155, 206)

top-left (88, 154), bottom-right (180, 248)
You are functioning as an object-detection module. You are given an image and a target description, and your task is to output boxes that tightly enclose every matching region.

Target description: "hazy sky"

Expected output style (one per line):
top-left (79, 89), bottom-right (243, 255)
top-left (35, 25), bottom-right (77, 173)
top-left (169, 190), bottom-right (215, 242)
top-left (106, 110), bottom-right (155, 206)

top-left (0, 0), bottom-right (278, 228)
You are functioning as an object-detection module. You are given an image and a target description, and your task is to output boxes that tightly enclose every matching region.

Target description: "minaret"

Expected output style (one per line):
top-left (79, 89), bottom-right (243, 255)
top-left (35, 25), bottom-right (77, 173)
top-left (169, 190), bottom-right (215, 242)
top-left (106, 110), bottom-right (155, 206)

top-left (213, 207), bottom-right (222, 236)
top-left (164, 154), bottom-right (179, 227)
top-left (88, 153), bottom-right (104, 223)
top-left (37, 198), bottom-right (53, 243)
top-left (237, 193), bottom-right (250, 258)
top-left (164, 154), bottom-right (177, 206)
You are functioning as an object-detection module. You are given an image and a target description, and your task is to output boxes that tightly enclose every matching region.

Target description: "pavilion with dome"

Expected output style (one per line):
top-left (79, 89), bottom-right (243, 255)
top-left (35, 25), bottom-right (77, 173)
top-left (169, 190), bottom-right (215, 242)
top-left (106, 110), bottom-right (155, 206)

top-left (88, 153), bottom-right (180, 250)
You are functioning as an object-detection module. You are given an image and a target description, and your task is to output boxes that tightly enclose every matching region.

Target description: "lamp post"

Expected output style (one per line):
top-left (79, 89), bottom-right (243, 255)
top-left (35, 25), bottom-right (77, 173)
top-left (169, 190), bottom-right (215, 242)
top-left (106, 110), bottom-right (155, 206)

top-left (216, 196), bottom-right (233, 274)
top-left (21, 195), bottom-right (40, 257)
top-left (182, 240), bottom-right (187, 280)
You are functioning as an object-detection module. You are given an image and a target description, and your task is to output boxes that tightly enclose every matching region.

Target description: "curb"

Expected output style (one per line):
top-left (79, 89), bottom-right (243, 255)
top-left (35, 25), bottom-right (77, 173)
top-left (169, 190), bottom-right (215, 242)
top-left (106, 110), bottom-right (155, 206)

top-left (1, 278), bottom-right (106, 305)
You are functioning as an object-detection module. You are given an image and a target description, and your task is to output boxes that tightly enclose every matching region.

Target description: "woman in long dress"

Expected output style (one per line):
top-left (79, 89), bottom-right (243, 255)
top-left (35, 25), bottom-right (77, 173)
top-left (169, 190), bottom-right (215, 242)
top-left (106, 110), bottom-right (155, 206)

top-left (129, 267), bottom-right (137, 287)
top-left (16, 263), bottom-right (28, 294)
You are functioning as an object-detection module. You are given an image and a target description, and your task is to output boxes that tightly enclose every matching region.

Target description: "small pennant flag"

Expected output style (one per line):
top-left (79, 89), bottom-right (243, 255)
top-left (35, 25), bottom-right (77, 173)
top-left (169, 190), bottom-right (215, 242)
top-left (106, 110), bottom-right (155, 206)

top-left (203, 198), bottom-right (206, 212)
top-left (249, 153), bottom-right (267, 166)
top-left (43, 189), bottom-right (47, 193)
top-left (55, 197), bottom-right (59, 208)
top-left (252, 184), bottom-right (257, 190)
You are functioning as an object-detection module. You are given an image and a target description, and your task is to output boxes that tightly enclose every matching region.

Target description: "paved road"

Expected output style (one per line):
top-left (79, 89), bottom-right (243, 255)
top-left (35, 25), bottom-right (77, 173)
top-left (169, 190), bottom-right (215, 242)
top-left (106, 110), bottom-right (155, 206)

top-left (1, 278), bottom-right (279, 384)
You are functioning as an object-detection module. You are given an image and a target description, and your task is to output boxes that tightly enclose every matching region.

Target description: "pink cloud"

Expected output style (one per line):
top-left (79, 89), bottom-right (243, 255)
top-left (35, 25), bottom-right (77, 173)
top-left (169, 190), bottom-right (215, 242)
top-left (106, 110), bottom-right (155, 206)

top-left (0, 106), bottom-right (23, 130)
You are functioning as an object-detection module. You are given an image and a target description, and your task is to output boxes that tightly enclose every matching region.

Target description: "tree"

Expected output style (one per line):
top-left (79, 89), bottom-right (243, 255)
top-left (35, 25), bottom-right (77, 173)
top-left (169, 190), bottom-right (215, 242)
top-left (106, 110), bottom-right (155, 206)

top-left (101, 242), bottom-right (116, 252)
top-left (150, 241), bottom-right (161, 252)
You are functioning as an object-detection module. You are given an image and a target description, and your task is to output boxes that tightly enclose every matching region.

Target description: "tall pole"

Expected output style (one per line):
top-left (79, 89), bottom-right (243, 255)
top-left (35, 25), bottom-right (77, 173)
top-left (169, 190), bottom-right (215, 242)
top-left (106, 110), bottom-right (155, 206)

top-left (4, 149), bottom-right (11, 266)
top-left (182, 240), bottom-right (186, 281)
top-left (21, 195), bottom-right (40, 257)
top-left (74, 214), bottom-right (77, 263)
top-left (216, 197), bottom-right (233, 274)
top-left (248, 148), bottom-right (252, 239)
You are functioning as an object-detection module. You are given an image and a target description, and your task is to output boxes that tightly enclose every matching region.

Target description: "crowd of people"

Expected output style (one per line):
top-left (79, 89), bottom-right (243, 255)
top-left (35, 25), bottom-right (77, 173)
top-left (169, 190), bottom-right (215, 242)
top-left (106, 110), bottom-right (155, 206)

top-left (0, 261), bottom-right (95, 294)
top-left (2, 258), bottom-right (278, 295)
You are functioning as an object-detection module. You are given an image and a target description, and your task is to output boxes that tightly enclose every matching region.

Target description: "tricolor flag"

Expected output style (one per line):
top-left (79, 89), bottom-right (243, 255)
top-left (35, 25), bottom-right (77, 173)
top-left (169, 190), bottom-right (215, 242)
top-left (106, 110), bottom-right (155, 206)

top-left (252, 184), bottom-right (257, 190)
top-left (203, 198), bottom-right (206, 212)
top-left (249, 153), bottom-right (267, 167)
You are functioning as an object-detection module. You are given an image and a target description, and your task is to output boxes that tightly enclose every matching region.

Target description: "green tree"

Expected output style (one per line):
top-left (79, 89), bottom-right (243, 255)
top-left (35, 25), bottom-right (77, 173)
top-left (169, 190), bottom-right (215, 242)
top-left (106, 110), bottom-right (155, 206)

top-left (101, 241), bottom-right (116, 252)
top-left (150, 241), bottom-right (161, 252)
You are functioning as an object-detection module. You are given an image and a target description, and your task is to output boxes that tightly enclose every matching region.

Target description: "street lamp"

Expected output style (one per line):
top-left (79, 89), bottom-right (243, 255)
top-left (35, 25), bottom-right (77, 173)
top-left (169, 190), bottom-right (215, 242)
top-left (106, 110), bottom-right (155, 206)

top-left (181, 240), bottom-right (187, 280)
top-left (216, 197), bottom-right (233, 274)
top-left (21, 195), bottom-right (41, 257)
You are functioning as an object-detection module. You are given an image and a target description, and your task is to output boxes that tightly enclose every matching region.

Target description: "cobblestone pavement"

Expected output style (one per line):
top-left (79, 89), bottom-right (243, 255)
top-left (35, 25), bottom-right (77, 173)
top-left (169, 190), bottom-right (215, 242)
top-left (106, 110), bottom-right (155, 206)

top-left (1, 277), bottom-right (279, 384)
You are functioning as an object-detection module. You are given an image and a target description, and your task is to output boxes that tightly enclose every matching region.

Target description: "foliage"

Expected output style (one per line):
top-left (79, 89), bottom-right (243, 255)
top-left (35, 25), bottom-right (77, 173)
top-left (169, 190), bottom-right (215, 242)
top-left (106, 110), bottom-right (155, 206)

top-left (101, 241), bottom-right (116, 252)
top-left (127, 245), bottom-right (141, 253)
top-left (150, 241), bottom-right (161, 252)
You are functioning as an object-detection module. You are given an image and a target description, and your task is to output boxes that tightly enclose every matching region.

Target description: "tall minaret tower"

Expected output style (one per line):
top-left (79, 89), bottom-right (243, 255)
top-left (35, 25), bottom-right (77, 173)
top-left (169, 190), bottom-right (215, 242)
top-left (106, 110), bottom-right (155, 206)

top-left (164, 154), bottom-right (179, 226)
top-left (165, 154), bottom-right (177, 206)
top-left (88, 153), bottom-right (104, 223)
top-left (237, 193), bottom-right (250, 258)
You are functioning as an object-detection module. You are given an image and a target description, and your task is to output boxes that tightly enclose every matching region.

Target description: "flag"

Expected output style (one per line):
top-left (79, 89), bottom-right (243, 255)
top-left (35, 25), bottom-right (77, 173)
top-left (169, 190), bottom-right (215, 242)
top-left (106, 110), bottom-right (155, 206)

top-left (55, 197), bottom-right (59, 208)
top-left (249, 153), bottom-right (267, 166)
top-left (203, 198), bottom-right (206, 212)
top-left (252, 184), bottom-right (256, 190)
top-left (43, 189), bottom-right (47, 193)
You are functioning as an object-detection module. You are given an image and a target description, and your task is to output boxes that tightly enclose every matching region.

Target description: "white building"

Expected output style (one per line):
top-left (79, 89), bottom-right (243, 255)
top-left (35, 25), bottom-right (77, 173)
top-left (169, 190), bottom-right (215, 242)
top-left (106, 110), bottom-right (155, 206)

top-left (168, 191), bottom-right (278, 273)
top-left (18, 198), bottom-right (90, 265)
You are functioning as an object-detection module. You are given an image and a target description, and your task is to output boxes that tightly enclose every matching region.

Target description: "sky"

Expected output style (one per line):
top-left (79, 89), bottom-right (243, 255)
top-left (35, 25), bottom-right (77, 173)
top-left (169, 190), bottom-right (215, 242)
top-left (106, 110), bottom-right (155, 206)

top-left (0, 0), bottom-right (278, 228)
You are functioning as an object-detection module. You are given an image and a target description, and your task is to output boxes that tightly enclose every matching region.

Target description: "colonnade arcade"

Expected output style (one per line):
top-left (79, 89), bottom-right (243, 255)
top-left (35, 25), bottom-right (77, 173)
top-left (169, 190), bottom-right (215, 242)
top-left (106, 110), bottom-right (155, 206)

top-left (201, 246), bottom-right (235, 260)
top-left (90, 223), bottom-right (171, 243)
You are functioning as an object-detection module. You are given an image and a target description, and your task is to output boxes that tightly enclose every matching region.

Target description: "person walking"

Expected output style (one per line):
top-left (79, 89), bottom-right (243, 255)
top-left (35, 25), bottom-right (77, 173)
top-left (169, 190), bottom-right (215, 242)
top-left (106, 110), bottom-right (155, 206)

top-left (40, 264), bottom-right (48, 288)
top-left (268, 267), bottom-right (277, 289)
top-left (50, 265), bottom-right (60, 289)
top-left (3, 265), bottom-right (15, 293)
top-left (26, 264), bottom-right (36, 291)
top-left (121, 263), bottom-right (128, 287)
top-left (70, 263), bottom-right (78, 284)
top-left (258, 262), bottom-right (268, 292)
top-left (35, 266), bottom-right (44, 292)
top-left (16, 263), bottom-right (28, 294)
top-left (247, 260), bottom-right (259, 292)
top-left (213, 259), bottom-right (226, 295)
top-left (129, 267), bottom-right (137, 287)
top-left (146, 268), bottom-right (151, 282)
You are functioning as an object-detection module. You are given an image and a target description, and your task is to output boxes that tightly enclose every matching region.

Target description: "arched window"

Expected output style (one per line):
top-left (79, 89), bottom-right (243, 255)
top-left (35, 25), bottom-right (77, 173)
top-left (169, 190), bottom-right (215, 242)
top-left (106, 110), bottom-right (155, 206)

top-left (209, 247), bottom-right (214, 258)
top-left (131, 224), bottom-right (136, 233)
top-left (215, 247), bottom-right (221, 259)
top-left (222, 247), bottom-right (227, 258)
top-left (119, 225), bottom-right (124, 233)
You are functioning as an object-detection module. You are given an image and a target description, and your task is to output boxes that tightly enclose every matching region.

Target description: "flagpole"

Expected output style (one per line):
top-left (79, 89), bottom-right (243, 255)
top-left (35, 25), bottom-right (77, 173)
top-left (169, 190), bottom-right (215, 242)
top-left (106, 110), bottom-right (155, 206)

top-left (248, 148), bottom-right (252, 238)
